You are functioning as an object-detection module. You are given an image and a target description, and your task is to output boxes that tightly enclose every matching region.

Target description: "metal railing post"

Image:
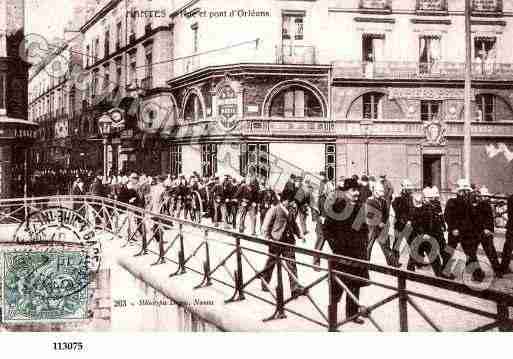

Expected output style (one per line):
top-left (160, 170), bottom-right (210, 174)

top-left (226, 237), bottom-right (245, 303)
top-left (398, 274), bottom-right (408, 332)
top-left (497, 302), bottom-right (513, 332)
top-left (194, 229), bottom-right (212, 288)
top-left (327, 259), bottom-right (338, 332)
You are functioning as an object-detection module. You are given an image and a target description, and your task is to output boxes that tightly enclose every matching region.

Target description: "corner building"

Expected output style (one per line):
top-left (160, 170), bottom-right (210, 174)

top-left (0, 0), bottom-right (36, 198)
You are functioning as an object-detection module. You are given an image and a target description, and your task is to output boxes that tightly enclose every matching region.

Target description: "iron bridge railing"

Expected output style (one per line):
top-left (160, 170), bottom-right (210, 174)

top-left (0, 195), bottom-right (512, 332)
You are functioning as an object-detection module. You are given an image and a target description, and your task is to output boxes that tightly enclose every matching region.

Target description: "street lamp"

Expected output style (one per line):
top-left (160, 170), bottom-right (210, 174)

top-left (98, 114), bottom-right (113, 181)
top-left (360, 119), bottom-right (373, 176)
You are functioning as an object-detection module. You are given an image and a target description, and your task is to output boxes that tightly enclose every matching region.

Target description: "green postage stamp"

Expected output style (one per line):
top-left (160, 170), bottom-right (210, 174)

top-left (2, 250), bottom-right (89, 323)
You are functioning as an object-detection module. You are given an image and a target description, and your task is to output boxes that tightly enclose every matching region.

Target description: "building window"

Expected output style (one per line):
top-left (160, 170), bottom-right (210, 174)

top-left (362, 34), bottom-right (384, 63)
top-left (0, 73), bottom-right (5, 109)
top-left (282, 13), bottom-right (304, 41)
top-left (201, 144), bottom-right (217, 178)
top-left (92, 70), bottom-right (99, 98)
top-left (191, 23), bottom-right (199, 53)
top-left (144, 45), bottom-right (153, 89)
top-left (170, 145), bottom-right (182, 176)
top-left (128, 53), bottom-right (137, 85)
top-left (476, 94), bottom-right (495, 122)
top-left (269, 86), bottom-right (323, 117)
top-left (325, 144), bottom-right (336, 182)
top-left (115, 58), bottom-right (122, 86)
top-left (242, 143), bottom-right (269, 179)
top-left (94, 38), bottom-right (100, 62)
top-left (103, 65), bottom-right (110, 89)
top-left (421, 100), bottom-right (442, 122)
top-left (183, 93), bottom-right (203, 122)
top-left (86, 45), bottom-right (90, 67)
top-left (363, 92), bottom-right (384, 119)
top-left (116, 21), bottom-right (122, 49)
top-left (419, 36), bottom-right (441, 74)
top-left (474, 36), bottom-right (497, 63)
top-left (104, 28), bottom-right (110, 57)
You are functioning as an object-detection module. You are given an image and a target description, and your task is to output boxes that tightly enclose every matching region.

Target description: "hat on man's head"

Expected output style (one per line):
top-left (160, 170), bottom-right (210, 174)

top-left (401, 179), bottom-right (414, 190)
top-left (319, 171), bottom-right (326, 177)
top-left (129, 173), bottom-right (139, 180)
top-left (342, 178), bottom-right (360, 191)
top-left (361, 175), bottom-right (369, 182)
top-left (422, 187), bottom-right (434, 198)
top-left (480, 186), bottom-right (491, 196)
top-left (456, 178), bottom-right (472, 191)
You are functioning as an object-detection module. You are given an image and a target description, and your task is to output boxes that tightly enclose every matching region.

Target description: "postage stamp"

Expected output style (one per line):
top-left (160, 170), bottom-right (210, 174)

top-left (2, 250), bottom-right (89, 323)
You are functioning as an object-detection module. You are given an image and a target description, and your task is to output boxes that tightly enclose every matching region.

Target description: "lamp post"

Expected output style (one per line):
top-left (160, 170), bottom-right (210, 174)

top-left (360, 119), bottom-right (373, 176)
top-left (98, 114), bottom-right (113, 182)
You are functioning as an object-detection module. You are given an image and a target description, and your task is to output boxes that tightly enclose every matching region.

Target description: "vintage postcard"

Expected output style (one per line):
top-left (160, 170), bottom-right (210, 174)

top-left (0, 0), bottom-right (512, 349)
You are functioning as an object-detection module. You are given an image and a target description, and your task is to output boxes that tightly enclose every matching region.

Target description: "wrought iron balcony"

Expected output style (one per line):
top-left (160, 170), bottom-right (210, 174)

top-left (276, 45), bottom-right (316, 65)
top-left (333, 61), bottom-right (513, 81)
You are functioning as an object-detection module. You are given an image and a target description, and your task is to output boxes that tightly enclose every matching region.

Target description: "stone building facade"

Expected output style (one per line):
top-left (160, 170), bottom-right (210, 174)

top-left (0, 0), bottom-right (37, 198)
top-left (28, 0), bottom-right (513, 193)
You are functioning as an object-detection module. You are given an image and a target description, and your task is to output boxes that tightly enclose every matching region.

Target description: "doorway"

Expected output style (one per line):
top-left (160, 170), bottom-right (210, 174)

top-left (423, 154), bottom-right (442, 189)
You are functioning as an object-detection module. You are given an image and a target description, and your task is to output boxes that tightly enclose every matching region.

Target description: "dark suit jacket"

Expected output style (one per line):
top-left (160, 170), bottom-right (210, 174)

top-left (262, 204), bottom-right (300, 243)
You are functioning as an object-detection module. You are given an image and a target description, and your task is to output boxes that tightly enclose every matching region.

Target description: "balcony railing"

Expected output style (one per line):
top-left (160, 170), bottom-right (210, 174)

top-left (333, 61), bottom-right (513, 81)
top-left (276, 45), bottom-right (317, 65)
top-left (242, 117), bottom-right (333, 136)
top-left (359, 0), bottom-right (392, 12)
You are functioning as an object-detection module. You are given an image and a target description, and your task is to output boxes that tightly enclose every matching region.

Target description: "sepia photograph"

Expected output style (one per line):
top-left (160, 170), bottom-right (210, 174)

top-left (0, 0), bottom-right (512, 345)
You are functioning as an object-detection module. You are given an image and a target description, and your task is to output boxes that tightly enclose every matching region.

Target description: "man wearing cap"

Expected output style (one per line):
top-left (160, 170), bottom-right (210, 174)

top-left (211, 176), bottom-right (225, 227)
top-left (445, 179), bottom-right (485, 281)
top-left (261, 191), bottom-right (306, 298)
top-left (380, 174), bottom-right (394, 208)
top-left (407, 190), bottom-right (446, 277)
top-left (324, 178), bottom-right (369, 324)
top-left (391, 179), bottom-right (415, 267)
top-left (423, 186), bottom-right (453, 273)
top-left (282, 174), bottom-right (297, 201)
top-left (471, 187), bottom-right (501, 277)
top-left (235, 176), bottom-right (259, 235)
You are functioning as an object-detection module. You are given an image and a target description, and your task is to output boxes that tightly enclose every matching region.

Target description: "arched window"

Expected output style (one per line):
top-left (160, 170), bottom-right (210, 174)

top-left (183, 93), bottom-right (204, 122)
top-left (269, 85), bottom-right (323, 117)
top-left (362, 92), bottom-right (384, 119)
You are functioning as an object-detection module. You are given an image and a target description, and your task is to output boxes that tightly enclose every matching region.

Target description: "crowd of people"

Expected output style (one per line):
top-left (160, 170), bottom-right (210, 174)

top-left (63, 169), bottom-right (513, 324)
